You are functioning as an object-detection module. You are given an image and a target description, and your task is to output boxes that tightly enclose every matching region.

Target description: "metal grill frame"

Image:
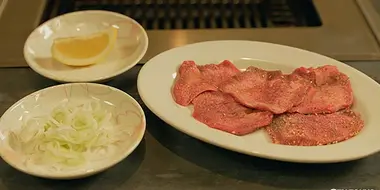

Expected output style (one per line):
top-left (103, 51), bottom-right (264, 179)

top-left (41, 0), bottom-right (322, 30)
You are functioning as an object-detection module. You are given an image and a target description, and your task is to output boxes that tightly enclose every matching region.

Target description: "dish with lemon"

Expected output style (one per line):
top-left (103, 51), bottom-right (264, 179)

top-left (51, 27), bottom-right (118, 67)
top-left (24, 10), bottom-right (148, 83)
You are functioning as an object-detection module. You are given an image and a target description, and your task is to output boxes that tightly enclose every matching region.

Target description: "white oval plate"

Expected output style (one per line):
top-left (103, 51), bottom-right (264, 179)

top-left (24, 10), bottom-right (148, 83)
top-left (0, 83), bottom-right (146, 179)
top-left (137, 40), bottom-right (380, 163)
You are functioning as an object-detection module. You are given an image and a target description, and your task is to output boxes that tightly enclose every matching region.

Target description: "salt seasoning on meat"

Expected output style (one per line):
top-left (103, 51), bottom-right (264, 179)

top-left (290, 65), bottom-right (354, 114)
top-left (219, 66), bottom-right (311, 114)
top-left (172, 61), bottom-right (364, 145)
top-left (198, 60), bottom-right (241, 87)
top-left (265, 110), bottom-right (364, 146)
top-left (192, 91), bottom-right (273, 136)
top-left (172, 61), bottom-right (217, 106)
top-left (172, 60), bottom-right (241, 106)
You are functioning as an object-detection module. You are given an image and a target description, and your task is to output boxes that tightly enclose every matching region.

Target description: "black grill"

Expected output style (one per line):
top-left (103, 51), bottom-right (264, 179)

top-left (41, 0), bottom-right (322, 30)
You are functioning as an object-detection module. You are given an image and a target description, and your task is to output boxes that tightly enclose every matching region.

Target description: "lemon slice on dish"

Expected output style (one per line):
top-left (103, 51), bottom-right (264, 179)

top-left (51, 27), bottom-right (118, 67)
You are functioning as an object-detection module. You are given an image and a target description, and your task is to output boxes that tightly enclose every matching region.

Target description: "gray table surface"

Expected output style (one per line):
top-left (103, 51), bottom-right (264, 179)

top-left (0, 62), bottom-right (380, 190)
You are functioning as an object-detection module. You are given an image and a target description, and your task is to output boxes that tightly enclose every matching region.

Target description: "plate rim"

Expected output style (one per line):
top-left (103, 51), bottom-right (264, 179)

top-left (23, 10), bottom-right (149, 83)
top-left (137, 40), bottom-right (380, 163)
top-left (0, 83), bottom-right (146, 179)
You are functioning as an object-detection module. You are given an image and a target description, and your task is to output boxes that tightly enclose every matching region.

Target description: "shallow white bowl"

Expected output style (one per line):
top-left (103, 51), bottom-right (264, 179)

top-left (138, 40), bottom-right (380, 163)
top-left (24, 10), bottom-right (148, 83)
top-left (0, 83), bottom-right (146, 179)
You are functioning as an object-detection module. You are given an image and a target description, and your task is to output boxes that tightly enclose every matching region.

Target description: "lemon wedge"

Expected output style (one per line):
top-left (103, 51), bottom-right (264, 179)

top-left (51, 27), bottom-right (118, 67)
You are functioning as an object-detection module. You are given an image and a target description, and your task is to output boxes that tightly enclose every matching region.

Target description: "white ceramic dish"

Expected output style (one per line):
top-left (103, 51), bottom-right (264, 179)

top-left (0, 83), bottom-right (146, 179)
top-left (24, 10), bottom-right (148, 83)
top-left (137, 40), bottom-right (380, 163)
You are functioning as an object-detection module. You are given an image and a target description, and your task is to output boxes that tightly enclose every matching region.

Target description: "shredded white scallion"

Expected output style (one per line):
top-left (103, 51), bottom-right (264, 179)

top-left (7, 100), bottom-right (128, 171)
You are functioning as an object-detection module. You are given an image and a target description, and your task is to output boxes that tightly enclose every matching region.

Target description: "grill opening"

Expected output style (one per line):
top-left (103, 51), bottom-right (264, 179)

top-left (41, 0), bottom-right (322, 30)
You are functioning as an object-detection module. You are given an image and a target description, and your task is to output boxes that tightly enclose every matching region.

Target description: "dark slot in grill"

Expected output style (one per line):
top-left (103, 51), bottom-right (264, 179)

top-left (41, 0), bottom-right (322, 30)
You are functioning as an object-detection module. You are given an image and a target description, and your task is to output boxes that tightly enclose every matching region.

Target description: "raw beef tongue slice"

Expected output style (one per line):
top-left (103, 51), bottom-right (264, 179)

top-left (219, 66), bottom-right (311, 114)
top-left (172, 60), bottom-right (217, 106)
top-left (197, 60), bottom-right (241, 87)
top-left (265, 110), bottom-right (364, 146)
top-left (192, 91), bottom-right (273, 136)
top-left (290, 65), bottom-right (354, 114)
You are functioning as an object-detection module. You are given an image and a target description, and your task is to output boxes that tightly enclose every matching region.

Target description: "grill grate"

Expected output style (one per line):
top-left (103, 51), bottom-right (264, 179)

top-left (41, 0), bottom-right (322, 30)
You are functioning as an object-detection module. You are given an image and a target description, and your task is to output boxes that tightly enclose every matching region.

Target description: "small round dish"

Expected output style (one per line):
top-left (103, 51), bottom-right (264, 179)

top-left (24, 10), bottom-right (148, 83)
top-left (0, 83), bottom-right (146, 179)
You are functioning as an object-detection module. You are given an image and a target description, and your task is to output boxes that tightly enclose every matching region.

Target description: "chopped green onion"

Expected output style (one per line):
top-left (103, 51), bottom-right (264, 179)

top-left (8, 100), bottom-right (127, 170)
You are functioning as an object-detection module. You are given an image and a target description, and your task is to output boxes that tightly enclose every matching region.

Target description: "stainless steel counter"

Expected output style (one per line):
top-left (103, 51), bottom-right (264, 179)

top-left (0, 62), bottom-right (379, 190)
top-left (2, 0), bottom-right (380, 68)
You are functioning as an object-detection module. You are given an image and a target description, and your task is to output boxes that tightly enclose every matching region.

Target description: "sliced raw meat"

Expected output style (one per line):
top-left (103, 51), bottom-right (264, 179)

top-left (172, 61), bottom-right (217, 106)
top-left (265, 110), bottom-right (364, 146)
top-left (192, 91), bottom-right (273, 136)
top-left (198, 60), bottom-right (241, 86)
top-left (290, 65), bottom-right (353, 114)
top-left (219, 66), bottom-right (311, 114)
